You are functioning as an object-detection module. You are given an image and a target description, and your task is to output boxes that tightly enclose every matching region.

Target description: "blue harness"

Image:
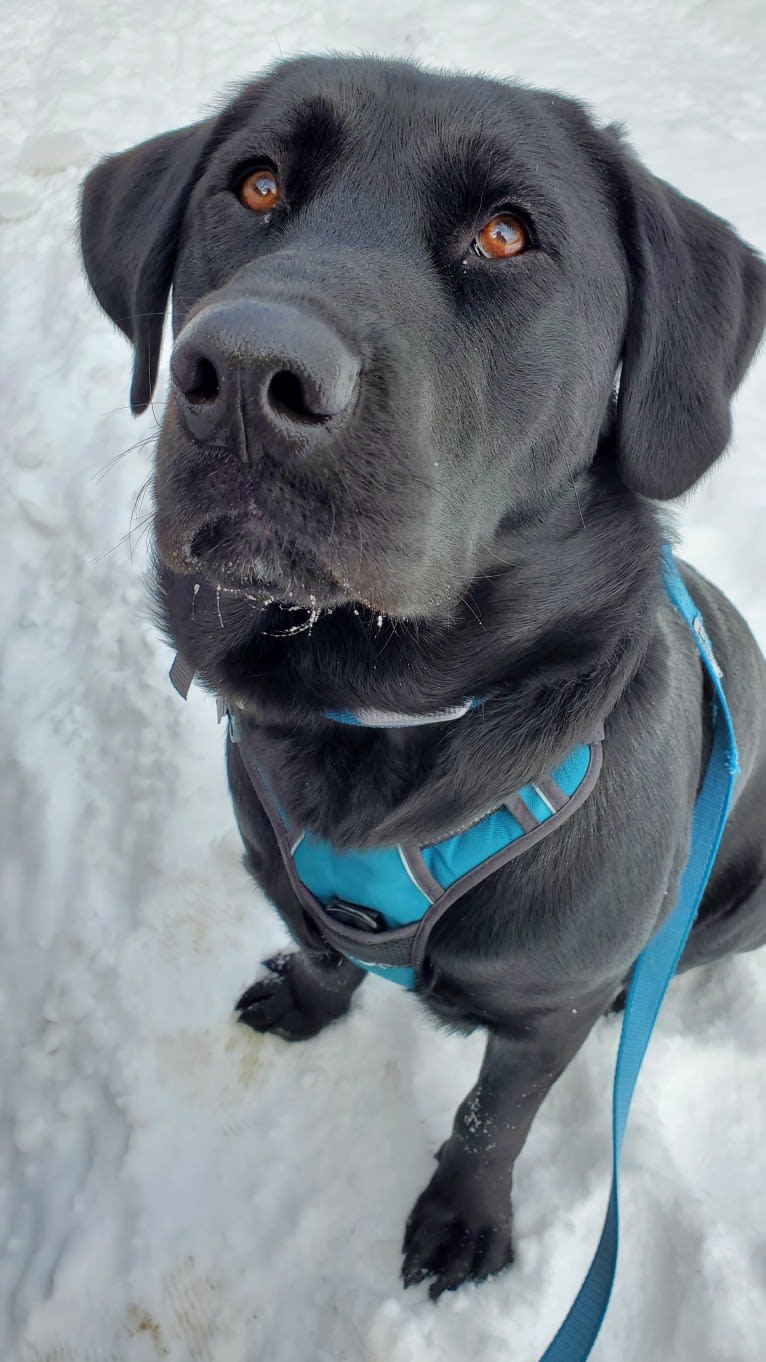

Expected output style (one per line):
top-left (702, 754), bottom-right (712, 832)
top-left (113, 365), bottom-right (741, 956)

top-left (231, 721), bottom-right (603, 989)
top-left (170, 547), bottom-right (739, 1361)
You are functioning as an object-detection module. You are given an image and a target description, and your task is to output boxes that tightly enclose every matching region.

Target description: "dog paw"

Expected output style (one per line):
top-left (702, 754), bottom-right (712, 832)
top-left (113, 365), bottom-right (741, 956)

top-left (402, 1175), bottom-right (514, 1300)
top-left (235, 953), bottom-right (351, 1041)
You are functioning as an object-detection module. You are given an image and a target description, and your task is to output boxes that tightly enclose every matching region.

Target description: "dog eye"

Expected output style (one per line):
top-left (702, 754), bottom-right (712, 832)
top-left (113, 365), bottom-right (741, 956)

top-left (473, 212), bottom-right (528, 260)
top-left (238, 168), bottom-right (281, 213)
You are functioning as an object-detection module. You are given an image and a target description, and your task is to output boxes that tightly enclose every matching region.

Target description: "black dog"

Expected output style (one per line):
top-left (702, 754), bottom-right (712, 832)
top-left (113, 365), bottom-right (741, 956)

top-left (79, 55), bottom-right (766, 1300)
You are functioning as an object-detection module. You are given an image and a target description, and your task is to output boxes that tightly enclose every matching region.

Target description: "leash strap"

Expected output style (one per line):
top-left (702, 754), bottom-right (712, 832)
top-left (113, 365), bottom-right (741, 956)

top-left (538, 548), bottom-right (739, 1361)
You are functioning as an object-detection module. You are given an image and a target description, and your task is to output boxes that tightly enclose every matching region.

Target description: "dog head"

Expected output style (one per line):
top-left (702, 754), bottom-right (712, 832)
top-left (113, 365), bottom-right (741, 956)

top-left (80, 55), bottom-right (765, 631)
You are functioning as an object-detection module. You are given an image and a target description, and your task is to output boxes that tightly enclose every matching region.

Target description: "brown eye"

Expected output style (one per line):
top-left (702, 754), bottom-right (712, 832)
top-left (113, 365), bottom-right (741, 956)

top-left (474, 212), bottom-right (528, 260)
top-left (239, 168), bottom-right (280, 213)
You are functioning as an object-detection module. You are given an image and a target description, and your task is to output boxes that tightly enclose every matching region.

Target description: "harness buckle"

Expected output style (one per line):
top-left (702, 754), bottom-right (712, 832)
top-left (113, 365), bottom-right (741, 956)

top-left (323, 899), bottom-right (389, 934)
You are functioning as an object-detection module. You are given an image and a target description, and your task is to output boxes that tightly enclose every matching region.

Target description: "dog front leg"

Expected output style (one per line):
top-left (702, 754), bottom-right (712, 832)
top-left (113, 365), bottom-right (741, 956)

top-left (231, 746), bottom-right (368, 1040)
top-left (402, 988), bottom-right (616, 1297)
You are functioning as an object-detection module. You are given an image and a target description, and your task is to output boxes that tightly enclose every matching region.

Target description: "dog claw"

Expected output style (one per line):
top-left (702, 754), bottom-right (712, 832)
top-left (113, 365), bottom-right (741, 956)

top-left (261, 953), bottom-right (293, 977)
top-left (402, 1261), bottom-right (431, 1288)
top-left (236, 978), bottom-right (273, 1013)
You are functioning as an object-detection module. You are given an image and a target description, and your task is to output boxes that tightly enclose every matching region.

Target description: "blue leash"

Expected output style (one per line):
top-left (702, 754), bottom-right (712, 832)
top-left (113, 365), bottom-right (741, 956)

top-left (539, 547), bottom-right (740, 1361)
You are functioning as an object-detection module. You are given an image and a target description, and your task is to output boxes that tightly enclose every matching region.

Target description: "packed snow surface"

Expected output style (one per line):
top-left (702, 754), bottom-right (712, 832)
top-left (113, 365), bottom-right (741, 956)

top-left (1, 2), bottom-right (765, 1359)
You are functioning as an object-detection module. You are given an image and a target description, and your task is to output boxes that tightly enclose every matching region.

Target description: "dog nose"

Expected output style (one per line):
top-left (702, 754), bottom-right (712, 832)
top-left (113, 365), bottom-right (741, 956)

top-left (170, 299), bottom-right (361, 456)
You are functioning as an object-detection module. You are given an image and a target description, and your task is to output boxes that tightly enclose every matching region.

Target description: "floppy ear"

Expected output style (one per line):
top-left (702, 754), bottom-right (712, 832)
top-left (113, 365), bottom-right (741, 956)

top-left (612, 141), bottom-right (766, 499)
top-left (79, 120), bottom-right (213, 414)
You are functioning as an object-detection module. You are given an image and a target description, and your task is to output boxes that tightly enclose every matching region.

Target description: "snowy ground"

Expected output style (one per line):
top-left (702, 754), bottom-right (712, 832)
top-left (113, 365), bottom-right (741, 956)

top-left (1, 2), bottom-right (765, 1360)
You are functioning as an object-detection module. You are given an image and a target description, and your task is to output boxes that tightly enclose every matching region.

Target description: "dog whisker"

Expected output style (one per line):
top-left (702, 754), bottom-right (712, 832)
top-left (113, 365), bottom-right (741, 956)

top-left (459, 593), bottom-right (485, 630)
top-left (565, 457), bottom-right (587, 532)
top-left (92, 432), bottom-right (158, 482)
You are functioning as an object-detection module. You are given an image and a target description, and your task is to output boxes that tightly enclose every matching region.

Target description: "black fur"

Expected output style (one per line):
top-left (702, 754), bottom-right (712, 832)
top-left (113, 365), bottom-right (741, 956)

top-left (79, 55), bottom-right (766, 1301)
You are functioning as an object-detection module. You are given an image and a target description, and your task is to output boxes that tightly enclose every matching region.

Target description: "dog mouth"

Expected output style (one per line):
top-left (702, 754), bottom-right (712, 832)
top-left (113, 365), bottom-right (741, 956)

top-left (157, 508), bottom-right (409, 644)
top-left (153, 441), bottom-right (441, 620)
top-left (164, 508), bottom-right (351, 611)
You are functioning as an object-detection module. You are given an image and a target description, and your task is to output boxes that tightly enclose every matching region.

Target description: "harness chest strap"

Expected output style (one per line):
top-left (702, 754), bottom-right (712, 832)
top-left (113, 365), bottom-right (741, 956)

top-left (229, 715), bottom-right (605, 982)
top-left (170, 644), bottom-right (605, 981)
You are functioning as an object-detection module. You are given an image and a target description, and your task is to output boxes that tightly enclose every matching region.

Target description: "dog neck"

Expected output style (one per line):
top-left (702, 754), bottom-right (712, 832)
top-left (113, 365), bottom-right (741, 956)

top-left (156, 468), bottom-right (664, 845)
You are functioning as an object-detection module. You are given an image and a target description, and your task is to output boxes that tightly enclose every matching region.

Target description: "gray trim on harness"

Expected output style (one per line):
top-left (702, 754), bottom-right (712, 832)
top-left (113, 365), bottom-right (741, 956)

top-left (506, 793), bottom-right (539, 833)
top-left (536, 776), bottom-right (569, 812)
top-left (231, 720), bottom-right (605, 974)
top-left (400, 845), bottom-right (441, 902)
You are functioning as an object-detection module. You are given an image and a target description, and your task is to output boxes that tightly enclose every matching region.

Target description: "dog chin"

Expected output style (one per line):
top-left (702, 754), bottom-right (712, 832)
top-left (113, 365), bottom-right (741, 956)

top-left (154, 510), bottom-right (344, 607)
top-left (188, 548), bottom-right (347, 612)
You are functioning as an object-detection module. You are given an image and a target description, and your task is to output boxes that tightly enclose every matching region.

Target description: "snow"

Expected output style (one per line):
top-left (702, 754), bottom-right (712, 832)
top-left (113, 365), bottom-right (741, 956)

top-left (1, 2), bottom-right (765, 1359)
